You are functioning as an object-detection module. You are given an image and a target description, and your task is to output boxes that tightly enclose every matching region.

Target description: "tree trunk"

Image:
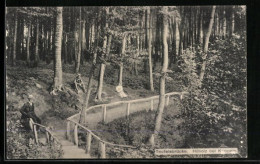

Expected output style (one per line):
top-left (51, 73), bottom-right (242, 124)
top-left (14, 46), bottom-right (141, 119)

top-left (147, 7), bottom-right (154, 91)
top-left (75, 7), bottom-right (82, 73)
top-left (35, 17), bottom-right (40, 64)
top-left (175, 17), bottom-right (180, 62)
top-left (231, 6), bottom-right (235, 36)
top-left (223, 8), bottom-right (227, 39)
top-left (215, 11), bottom-right (219, 37)
top-left (199, 9), bottom-right (203, 45)
top-left (52, 19), bottom-right (56, 61)
top-left (154, 10), bottom-right (160, 70)
top-left (80, 60), bottom-right (96, 124)
top-left (12, 10), bottom-right (18, 66)
top-left (63, 33), bottom-right (68, 64)
top-left (53, 7), bottom-right (63, 90)
top-left (26, 21), bottom-right (31, 64)
top-left (118, 35), bottom-right (126, 86)
top-left (199, 6), bottom-right (216, 82)
top-left (91, 20), bottom-right (95, 50)
top-left (20, 18), bottom-right (25, 58)
top-left (96, 7), bottom-right (109, 101)
top-left (82, 20), bottom-right (87, 52)
top-left (149, 6), bottom-right (168, 146)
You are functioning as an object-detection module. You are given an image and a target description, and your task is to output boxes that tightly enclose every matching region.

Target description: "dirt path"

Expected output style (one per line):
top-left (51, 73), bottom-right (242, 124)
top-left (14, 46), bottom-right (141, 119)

top-left (72, 96), bottom-right (180, 129)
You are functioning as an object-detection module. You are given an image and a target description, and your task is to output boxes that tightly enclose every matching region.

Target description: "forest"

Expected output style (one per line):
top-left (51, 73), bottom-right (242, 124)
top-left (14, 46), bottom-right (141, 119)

top-left (5, 6), bottom-right (246, 159)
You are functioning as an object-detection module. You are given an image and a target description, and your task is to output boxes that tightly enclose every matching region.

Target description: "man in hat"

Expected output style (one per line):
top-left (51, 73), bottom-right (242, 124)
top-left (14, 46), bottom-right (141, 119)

top-left (74, 73), bottom-right (86, 94)
top-left (20, 94), bottom-right (41, 130)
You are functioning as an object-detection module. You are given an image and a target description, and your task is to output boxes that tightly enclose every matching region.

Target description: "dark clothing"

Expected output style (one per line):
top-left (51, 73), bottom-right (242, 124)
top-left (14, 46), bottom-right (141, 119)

top-left (20, 102), bottom-right (41, 129)
top-left (74, 77), bottom-right (86, 93)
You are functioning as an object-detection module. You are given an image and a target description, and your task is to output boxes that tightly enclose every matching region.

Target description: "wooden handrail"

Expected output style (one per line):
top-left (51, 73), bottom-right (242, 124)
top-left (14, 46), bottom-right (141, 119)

top-left (84, 91), bottom-right (188, 113)
top-left (68, 91), bottom-right (188, 122)
top-left (67, 118), bottom-right (136, 149)
top-left (30, 121), bottom-right (61, 145)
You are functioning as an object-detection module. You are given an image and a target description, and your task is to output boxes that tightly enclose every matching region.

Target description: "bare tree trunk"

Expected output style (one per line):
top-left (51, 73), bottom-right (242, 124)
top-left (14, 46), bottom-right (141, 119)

top-left (90, 20), bottom-right (95, 50)
top-left (96, 7), bottom-right (109, 101)
top-left (75, 7), bottom-right (82, 73)
top-left (53, 7), bottom-right (63, 90)
top-left (12, 10), bottom-right (17, 66)
top-left (20, 18), bottom-right (25, 58)
top-left (147, 7), bottom-right (154, 91)
top-left (154, 10), bottom-right (160, 70)
top-left (80, 60), bottom-right (96, 124)
top-left (175, 17), bottom-right (180, 62)
top-left (149, 6), bottom-right (168, 146)
top-left (199, 9), bottom-right (203, 45)
top-left (35, 17), bottom-right (40, 64)
top-left (82, 20), bottom-right (87, 52)
top-left (118, 35), bottom-right (126, 86)
top-left (215, 10), bottom-right (219, 37)
top-left (179, 7), bottom-right (184, 56)
top-left (64, 33), bottom-right (68, 64)
top-left (199, 6), bottom-right (216, 82)
top-left (26, 21), bottom-right (31, 64)
top-left (223, 8), bottom-right (227, 39)
top-left (231, 6), bottom-right (235, 36)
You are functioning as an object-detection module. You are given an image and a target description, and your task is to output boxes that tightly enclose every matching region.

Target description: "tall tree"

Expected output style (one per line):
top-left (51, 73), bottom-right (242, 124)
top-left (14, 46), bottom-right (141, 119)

top-left (199, 6), bottom-right (216, 82)
top-left (174, 16), bottom-right (180, 62)
top-left (75, 7), bottom-right (82, 73)
top-left (223, 7), bottom-right (227, 39)
top-left (149, 6), bottom-right (169, 146)
top-left (26, 21), bottom-right (31, 64)
top-left (52, 7), bottom-right (63, 92)
top-left (231, 6), bottom-right (235, 36)
top-left (118, 34), bottom-right (126, 86)
top-left (12, 9), bottom-right (18, 66)
top-left (96, 7), bottom-right (109, 101)
top-left (35, 17), bottom-right (40, 64)
top-left (147, 7), bottom-right (154, 91)
top-left (79, 7), bottom-right (100, 124)
top-left (199, 8), bottom-right (203, 45)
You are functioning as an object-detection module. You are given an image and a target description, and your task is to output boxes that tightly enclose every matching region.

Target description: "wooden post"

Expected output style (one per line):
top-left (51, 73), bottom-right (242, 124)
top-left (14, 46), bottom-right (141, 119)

top-left (74, 124), bottom-right (78, 146)
top-left (103, 105), bottom-right (107, 123)
top-left (99, 141), bottom-right (106, 158)
top-left (29, 118), bottom-right (33, 131)
top-left (86, 132), bottom-right (92, 155)
top-left (84, 110), bottom-right (87, 124)
top-left (126, 103), bottom-right (130, 117)
top-left (33, 125), bottom-right (38, 144)
top-left (150, 99), bottom-right (154, 111)
top-left (66, 121), bottom-right (70, 140)
top-left (166, 95), bottom-right (170, 106)
top-left (46, 130), bottom-right (50, 144)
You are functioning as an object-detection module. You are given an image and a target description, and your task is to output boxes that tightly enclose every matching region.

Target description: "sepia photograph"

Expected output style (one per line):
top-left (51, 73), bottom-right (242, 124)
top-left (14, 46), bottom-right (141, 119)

top-left (5, 6), bottom-right (247, 159)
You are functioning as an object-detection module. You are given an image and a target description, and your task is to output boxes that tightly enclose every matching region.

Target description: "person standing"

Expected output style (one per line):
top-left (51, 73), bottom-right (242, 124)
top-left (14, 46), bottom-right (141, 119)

top-left (20, 94), bottom-right (41, 130)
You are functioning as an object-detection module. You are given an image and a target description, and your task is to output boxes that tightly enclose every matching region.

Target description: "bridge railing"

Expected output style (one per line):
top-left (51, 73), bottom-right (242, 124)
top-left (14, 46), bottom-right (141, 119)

top-left (66, 118), bottom-right (137, 158)
top-left (28, 118), bottom-right (61, 146)
top-left (66, 91), bottom-right (188, 158)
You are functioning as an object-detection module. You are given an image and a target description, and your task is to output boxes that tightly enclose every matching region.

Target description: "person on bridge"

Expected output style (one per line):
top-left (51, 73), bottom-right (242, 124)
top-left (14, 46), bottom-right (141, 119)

top-left (20, 94), bottom-right (41, 131)
top-left (74, 73), bottom-right (86, 94)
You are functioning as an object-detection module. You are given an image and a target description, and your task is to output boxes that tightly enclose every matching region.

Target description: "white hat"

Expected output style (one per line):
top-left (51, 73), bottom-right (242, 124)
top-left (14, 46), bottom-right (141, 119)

top-left (28, 94), bottom-right (33, 99)
top-left (116, 86), bottom-right (123, 92)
